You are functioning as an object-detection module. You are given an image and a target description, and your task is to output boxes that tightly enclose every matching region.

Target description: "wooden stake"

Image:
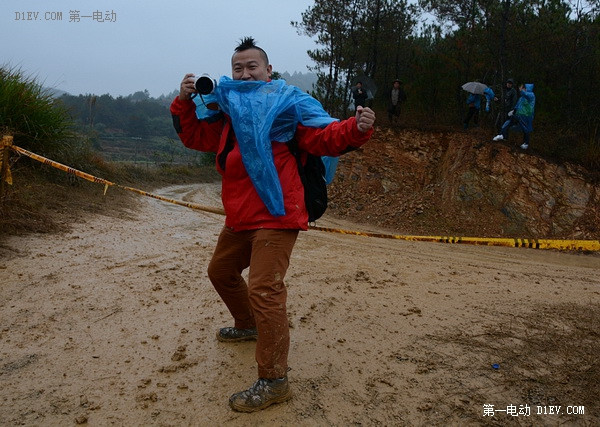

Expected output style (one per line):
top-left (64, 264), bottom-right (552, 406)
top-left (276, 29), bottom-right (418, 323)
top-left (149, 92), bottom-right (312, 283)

top-left (1, 135), bottom-right (14, 198)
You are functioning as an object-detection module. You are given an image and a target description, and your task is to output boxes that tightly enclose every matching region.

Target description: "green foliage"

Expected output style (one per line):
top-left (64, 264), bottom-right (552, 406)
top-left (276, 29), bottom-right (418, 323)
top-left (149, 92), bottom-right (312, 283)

top-left (96, 135), bottom-right (214, 167)
top-left (56, 92), bottom-right (213, 166)
top-left (0, 66), bottom-right (73, 154)
top-left (295, 0), bottom-right (600, 167)
top-left (57, 92), bottom-right (178, 140)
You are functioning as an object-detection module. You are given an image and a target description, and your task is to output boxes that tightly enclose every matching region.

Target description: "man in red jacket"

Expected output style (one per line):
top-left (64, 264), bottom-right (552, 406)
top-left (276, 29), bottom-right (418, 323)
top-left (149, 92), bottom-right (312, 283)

top-left (170, 37), bottom-right (375, 412)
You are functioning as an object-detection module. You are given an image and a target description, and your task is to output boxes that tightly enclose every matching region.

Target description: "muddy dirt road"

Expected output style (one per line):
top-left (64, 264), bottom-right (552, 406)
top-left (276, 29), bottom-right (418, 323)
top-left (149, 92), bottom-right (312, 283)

top-left (1, 184), bottom-right (599, 426)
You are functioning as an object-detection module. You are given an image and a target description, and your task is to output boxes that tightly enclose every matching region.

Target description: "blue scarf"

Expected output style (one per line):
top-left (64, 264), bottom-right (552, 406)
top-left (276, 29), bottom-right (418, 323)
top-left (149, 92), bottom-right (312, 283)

top-left (214, 77), bottom-right (338, 216)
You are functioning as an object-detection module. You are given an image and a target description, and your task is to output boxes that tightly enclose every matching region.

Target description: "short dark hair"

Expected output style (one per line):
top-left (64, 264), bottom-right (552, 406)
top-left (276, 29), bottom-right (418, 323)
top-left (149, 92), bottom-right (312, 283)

top-left (234, 36), bottom-right (269, 66)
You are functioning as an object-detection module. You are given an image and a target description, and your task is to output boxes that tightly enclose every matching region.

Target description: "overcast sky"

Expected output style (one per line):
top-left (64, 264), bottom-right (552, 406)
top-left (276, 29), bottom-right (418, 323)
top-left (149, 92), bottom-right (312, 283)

top-left (2, 0), bottom-right (317, 97)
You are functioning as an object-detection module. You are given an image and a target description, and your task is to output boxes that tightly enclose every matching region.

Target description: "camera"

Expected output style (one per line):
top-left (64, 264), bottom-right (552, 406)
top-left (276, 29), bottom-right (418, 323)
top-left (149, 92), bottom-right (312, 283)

top-left (194, 74), bottom-right (217, 95)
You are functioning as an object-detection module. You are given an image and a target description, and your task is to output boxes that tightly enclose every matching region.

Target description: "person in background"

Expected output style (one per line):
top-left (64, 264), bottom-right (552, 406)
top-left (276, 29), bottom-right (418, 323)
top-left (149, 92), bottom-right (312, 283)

top-left (483, 86), bottom-right (495, 113)
top-left (493, 83), bottom-right (536, 149)
top-left (503, 79), bottom-right (518, 120)
top-left (387, 79), bottom-right (407, 125)
top-left (463, 92), bottom-right (481, 129)
top-left (170, 37), bottom-right (376, 412)
top-left (472, 86), bottom-right (497, 149)
top-left (494, 78), bottom-right (518, 131)
top-left (352, 81), bottom-right (368, 108)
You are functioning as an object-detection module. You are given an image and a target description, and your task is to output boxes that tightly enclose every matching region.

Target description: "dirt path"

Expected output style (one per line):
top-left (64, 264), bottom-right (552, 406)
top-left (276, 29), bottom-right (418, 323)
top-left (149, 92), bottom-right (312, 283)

top-left (1, 184), bottom-right (599, 426)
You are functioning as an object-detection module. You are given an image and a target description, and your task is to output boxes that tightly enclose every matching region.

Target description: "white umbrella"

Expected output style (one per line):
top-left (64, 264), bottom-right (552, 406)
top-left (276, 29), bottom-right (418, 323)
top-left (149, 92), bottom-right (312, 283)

top-left (462, 82), bottom-right (488, 95)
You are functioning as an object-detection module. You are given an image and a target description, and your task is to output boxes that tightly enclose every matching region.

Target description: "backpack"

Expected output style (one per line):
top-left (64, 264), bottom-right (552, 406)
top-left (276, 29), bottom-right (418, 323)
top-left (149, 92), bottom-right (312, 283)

top-left (287, 139), bottom-right (328, 223)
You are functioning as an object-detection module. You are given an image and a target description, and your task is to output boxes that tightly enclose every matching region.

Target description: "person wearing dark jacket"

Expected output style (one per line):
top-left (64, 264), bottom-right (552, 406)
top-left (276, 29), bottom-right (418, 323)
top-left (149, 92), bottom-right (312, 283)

top-left (170, 37), bottom-right (375, 412)
top-left (352, 81), bottom-right (368, 108)
top-left (503, 79), bottom-right (518, 116)
top-left (387, 79), bottom-right (407, 124)
top-left (463, 92), bottom-right (481, 129)
top-left (495, 78), bottom-right (518, 129)
top-left (493, 83), bottom-right (535, 149)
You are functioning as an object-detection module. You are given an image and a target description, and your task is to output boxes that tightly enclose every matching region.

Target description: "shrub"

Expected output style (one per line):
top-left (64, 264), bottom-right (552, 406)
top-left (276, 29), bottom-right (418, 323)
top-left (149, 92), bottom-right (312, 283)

top-left (0, 65), bottom-right (73, 155)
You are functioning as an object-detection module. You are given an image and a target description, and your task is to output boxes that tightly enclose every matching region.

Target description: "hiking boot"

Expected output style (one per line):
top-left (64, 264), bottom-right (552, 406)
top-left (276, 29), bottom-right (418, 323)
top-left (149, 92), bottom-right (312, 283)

top-left (229, 377), bottom-right (292, 412)
top-left (492, 134), bottom-right (504, 141)
top-left (520, 143), bottom-right (529, 150)
top-left (216, 327), bottom-right (258, 342)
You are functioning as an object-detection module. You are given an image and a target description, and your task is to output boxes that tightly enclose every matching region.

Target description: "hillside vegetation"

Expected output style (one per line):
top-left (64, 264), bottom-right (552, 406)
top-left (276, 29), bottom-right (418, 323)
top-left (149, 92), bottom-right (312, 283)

top-left (295, 0), bottom-right (600, 168)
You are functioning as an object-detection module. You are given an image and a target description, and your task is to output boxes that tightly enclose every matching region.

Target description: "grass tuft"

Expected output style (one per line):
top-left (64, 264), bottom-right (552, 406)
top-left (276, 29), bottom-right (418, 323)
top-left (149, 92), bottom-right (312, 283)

top-left (1, 65), bottom-right (73, 156)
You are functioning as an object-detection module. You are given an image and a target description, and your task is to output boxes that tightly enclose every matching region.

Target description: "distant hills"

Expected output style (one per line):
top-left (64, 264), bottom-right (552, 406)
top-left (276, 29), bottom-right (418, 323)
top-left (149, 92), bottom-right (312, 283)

top-left (44, 71), bottom-right (318, 99)
top-left (45, 87), bottom-right (70, 98)
top-left (279, 71), bottom-right (317, 93)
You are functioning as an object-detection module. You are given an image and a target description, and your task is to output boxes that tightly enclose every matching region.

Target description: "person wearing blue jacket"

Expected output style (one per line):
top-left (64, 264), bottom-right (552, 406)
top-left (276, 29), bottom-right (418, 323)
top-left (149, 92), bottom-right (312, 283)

top-left (493, 83), bottom-right (536, 149)
top-left (463, 92), bottom-right (481, 129)
top-left (483, 87), bottom-right (495, 113)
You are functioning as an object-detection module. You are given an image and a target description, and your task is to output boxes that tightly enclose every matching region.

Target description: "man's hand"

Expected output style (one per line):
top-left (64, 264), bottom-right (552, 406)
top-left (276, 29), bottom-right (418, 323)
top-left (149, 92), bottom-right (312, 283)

top-left (355, 106), bottom-right (375, 132)
top-left (179, 73), bottom-right (197, 101)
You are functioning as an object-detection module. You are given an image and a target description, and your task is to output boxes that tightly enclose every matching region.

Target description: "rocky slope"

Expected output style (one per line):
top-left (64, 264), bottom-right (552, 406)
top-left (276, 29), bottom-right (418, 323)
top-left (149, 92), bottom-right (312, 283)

top-left (328, 127), bottom-right (599, 240)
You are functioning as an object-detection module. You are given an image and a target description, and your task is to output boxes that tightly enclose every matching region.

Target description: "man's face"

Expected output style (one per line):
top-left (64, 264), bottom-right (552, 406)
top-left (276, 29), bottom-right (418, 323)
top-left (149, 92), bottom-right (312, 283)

top-left (231, 48), bottom-right (272, 82)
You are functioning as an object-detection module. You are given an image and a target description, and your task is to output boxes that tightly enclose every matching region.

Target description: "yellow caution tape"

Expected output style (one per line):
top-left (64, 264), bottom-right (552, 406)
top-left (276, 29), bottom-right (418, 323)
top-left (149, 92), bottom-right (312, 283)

top-left (309, 225), bottom-right (600, 252)
top-left (11, 145), bottom-right (114, 186)
top-left (7, 141), bottom-right (599, 252)
top-left (10, 144), bottom-right (225, 216)
top-left (117, 184), bottom-right (225, 215)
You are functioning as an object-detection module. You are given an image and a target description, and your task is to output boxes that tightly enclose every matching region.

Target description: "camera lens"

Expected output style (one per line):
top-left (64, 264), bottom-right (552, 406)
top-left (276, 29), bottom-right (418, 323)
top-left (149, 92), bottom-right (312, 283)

top-left (195, 75), bottom-right (215, 95)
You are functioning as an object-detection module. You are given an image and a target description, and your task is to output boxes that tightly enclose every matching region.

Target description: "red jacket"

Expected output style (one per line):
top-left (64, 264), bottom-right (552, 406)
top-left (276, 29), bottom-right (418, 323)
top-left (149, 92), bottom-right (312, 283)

top-left (170, 97), bottom-right (373, 231)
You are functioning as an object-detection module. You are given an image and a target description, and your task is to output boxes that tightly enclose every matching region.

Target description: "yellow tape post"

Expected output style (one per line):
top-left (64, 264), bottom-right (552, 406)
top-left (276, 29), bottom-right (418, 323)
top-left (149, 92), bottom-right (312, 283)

top-left (7, 141), bottom-right (599, 252)
top-left (1, 135), bottom-right (14, 188)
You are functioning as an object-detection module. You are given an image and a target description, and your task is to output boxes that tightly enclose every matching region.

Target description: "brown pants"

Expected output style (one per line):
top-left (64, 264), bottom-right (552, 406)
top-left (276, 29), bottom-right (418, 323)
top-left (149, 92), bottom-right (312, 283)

top-left (207, 227), bottom-right (299, 379)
